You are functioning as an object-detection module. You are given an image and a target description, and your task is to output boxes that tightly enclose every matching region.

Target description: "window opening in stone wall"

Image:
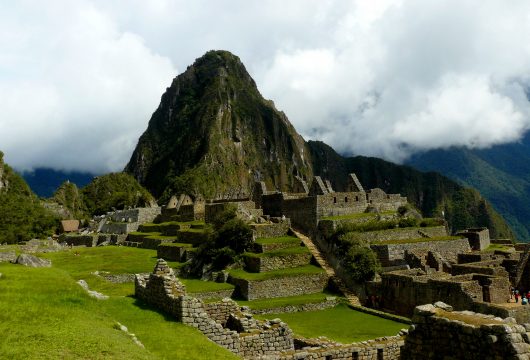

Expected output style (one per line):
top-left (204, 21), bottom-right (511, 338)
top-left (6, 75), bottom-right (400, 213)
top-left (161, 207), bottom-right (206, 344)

top-left (345, 196), bottom-right (348, 202)
top-left (352, 351), bottom-right (359, 360)
top-left (333, 197), bottom-right (336, 203)
top-left (355, 196), bottom-right (359, 201)
top-left (325, 356), bottom-right (332, 360)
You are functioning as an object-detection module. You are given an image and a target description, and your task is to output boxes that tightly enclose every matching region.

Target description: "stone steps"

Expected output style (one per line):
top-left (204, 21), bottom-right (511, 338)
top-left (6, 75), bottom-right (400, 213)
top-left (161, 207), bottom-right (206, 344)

top-left (291, 229), bottom-right (361, 306)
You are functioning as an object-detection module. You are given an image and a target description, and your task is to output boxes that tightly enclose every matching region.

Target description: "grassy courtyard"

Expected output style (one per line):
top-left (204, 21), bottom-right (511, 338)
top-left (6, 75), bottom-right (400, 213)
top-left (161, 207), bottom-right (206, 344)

top-left (0, 247), bottom-right (236, 360)
top-left (254, 304), bottom-right (406, 343)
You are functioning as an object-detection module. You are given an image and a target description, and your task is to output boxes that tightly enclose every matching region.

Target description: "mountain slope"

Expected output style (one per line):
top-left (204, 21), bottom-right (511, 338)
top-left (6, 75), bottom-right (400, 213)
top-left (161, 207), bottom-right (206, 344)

top-left (125, 50), bottom-right (311, 200)
top-left (309, 141), bottom-right (514, 240)
top-left (0, 152), bottom-right (58, 243)
top-left (407, 134), bottom-right (530, 240)
top-left (125, 50), bottom-right (515, 240)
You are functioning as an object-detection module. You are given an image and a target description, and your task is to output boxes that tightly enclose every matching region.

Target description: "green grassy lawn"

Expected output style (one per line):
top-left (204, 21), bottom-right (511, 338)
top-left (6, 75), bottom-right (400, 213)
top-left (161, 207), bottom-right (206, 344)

top-left (0, 261), bottom-right (236, 360)
top-left (229, 265), bottom-right (325, 281)
top-left (254, 304), bottom-right (405, 343)
top-left (255, 236), bottom-right (300, 245)
top-left (485, 243), bottom-right (514, 252)
top-left (182, 279), bottom-right (235, 293)
top-left (237, 292), bottom-right (341, 310)
top-left (243, 246), bottom-right (310, 258)
top-left (380, 235), bottom-right (462, 245)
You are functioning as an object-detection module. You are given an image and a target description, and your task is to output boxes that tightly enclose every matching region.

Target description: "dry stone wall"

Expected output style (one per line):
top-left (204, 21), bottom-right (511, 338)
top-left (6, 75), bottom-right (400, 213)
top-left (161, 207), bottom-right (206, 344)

top-left (402, 303), bottom-right (530, 360)
top-left (370, 236), bottom-right (469, 267)
top-left (251, 219), bottom-right (291, 239)
top-left (229, 273), bottom-right (328, 300)
top-left (244, 252), bottom-right (312, 273)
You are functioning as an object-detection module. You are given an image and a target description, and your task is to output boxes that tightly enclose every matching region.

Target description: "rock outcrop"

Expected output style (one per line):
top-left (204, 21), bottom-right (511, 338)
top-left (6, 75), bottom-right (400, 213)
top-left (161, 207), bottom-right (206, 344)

top-left (15, 254), bottom-right (51, 268)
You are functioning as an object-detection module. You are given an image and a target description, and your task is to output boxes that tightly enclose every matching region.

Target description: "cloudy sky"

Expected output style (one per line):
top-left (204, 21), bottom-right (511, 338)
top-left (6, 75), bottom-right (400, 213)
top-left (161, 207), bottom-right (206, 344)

top-left (2, 0), bottom-right (530, 174)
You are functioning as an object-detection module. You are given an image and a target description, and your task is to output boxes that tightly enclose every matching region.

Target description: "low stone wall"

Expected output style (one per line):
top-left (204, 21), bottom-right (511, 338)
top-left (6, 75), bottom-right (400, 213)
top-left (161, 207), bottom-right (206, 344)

top-left (371, 237), bottom-right (470, 266)
top-left (251, 219), bottom-right (291, 239)
top-left (254, 240), bottom-right (302, 253)
top-left (244, 252), bottom-right (312, 273)
top-left (250, 298), bottom-right (339, 315)
top-left (100, 222), bottom-right (136, 235)
top-left (229, 272), bottom-right (328, 300)
top-left (401, 303), bottom-right (530, 359)
top-left (204, 298), bottom-right (240, 325)
top-left (452, 261), bottom-right (509, 277)
top-left (380, 270), bottom-right (510, 317)
top-left (359, 226), bottom-right (448, 243)
top-left (157, 243), bottom-right (190, 262)
top-left (59, 234), bottom-right (97, 247)
top-left (135, 260), bottom-right (295, 357)
top-left (274, 335), bottom-right (405, 360)
top-left (140, 237), bottom-right (174, 250)
top-left (0, 251), bottom-right (16, 262)
top-left (192, 289), bottom-right (235, 301)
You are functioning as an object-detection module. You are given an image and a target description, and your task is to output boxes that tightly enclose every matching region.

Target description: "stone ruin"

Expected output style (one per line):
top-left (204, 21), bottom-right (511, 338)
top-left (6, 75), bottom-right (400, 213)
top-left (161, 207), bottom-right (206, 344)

top-left (135, 259), bottom-right (406, 359)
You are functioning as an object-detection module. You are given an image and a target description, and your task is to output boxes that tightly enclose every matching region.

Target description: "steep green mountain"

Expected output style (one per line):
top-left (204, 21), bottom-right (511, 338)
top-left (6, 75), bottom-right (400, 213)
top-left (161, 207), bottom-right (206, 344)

top-left (0, 151), bottom-right (58, 243)
top-left (125, 50), bottom-right (312, 200)
top-left (308, 141), bottom-right (514, 239)
top-left (407, 134), bottom-right (530, 241)
top-left (125, 50), bottom-right (515, 240)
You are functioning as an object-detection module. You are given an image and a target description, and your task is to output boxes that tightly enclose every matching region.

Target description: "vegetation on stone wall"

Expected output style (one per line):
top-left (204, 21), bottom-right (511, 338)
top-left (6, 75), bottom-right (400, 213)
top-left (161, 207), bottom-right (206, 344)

top-left (0, 152), bottom-right (58, 243)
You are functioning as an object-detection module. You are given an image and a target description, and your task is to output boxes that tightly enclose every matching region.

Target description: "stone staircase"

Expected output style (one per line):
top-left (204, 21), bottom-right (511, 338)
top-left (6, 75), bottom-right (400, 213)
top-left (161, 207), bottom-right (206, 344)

top-left (291, 229), bottom-right (361, 306)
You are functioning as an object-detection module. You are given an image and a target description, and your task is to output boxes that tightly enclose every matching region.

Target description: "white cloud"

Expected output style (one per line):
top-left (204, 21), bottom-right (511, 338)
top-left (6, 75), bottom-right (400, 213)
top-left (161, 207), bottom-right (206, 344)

top-left (1, 0), bottom-right (530, 172)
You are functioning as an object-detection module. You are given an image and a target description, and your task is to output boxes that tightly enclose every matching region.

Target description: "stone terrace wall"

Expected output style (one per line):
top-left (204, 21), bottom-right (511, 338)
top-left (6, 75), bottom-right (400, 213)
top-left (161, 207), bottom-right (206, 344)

top-left (229, 273), bottom-right (328, 300)
top-left (251, 218), bottom-right (290, 239)
top-left (371, 236), bottom-right (469, 267)
top-left (251, 297), bottom-right (339, 315)
top-left (402, 303), bottom-right (530, 359)
top-left (59, 234), bottom-right (97, 247)
top-left (108, 207), bottom-right (161, 224)
top-left (244, 252), bottom-right (312, 273)
top-left (359, 226), bottom-right (448, 243)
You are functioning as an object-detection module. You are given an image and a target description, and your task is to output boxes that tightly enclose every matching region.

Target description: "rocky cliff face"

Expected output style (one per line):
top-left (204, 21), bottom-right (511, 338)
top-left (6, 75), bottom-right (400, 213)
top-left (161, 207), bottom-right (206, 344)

top-left (125, 50), bottom-right (312, 200)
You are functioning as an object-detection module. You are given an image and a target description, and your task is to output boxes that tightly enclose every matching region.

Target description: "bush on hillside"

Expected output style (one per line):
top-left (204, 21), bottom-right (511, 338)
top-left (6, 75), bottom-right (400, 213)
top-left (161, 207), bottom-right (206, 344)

top-left (342, 246), bottom-right (380, 282)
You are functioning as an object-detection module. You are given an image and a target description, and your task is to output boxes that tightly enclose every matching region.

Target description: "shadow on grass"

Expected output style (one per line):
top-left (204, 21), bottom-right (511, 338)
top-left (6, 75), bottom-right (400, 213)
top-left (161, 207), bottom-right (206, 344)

top-left (127, 295), bottom-right (178, 323)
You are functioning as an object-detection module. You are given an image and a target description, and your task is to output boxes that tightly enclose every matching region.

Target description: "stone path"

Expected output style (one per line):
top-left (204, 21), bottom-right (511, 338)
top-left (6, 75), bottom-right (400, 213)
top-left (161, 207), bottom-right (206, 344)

top-left (291, 229), bottom-right (361, 306)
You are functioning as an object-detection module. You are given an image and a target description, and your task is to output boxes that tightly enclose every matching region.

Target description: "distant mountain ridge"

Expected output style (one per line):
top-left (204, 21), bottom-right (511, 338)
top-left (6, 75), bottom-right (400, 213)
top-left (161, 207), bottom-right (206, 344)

top-left (124, 50), bottom-right (515, 239)
top-left (407, 132), bottom-right (530, 241)
top-left (21, 168), bottom-right (94, 198)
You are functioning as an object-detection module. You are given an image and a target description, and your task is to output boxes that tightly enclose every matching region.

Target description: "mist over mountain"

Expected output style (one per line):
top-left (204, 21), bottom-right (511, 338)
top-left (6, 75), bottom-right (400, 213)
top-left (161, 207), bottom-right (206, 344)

top-left (407, 132), bottom-right (530, 241)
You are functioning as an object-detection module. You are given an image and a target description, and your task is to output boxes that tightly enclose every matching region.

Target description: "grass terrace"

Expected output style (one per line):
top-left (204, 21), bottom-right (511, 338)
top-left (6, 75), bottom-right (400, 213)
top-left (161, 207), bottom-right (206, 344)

top-left (229, 265), bottom-right (325, 281)
top-left (255, 236), bottom-right (300, 246)
top-left (254, 304), bottom-right (405, 343)
top-left (182, 279), bottom-right (235, 293)
top-left (243, 246), bottom-right (310, 258)
top-left (379, 235), bottom-right (462, 245)
top-left (237, 292), bottom-right (341, 310)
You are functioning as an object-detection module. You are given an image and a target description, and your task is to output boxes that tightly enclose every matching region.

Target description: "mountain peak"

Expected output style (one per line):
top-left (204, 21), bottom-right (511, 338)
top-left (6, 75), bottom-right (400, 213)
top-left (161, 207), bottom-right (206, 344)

top-left (125, 50), bottom-right (311, 199)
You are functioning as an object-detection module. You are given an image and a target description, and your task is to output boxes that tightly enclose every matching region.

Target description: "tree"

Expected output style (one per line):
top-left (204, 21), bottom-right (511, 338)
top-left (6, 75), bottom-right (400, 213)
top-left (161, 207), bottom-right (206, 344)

top-left (343, 246), bottom-right (380, 282)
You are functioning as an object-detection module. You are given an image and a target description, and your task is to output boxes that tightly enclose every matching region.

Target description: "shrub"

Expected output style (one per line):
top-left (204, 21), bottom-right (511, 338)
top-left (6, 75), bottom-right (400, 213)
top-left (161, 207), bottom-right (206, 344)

top-left (215, 218), bottom-right (253, 254)
top-left (343, 246), bottom-right (380, 282)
